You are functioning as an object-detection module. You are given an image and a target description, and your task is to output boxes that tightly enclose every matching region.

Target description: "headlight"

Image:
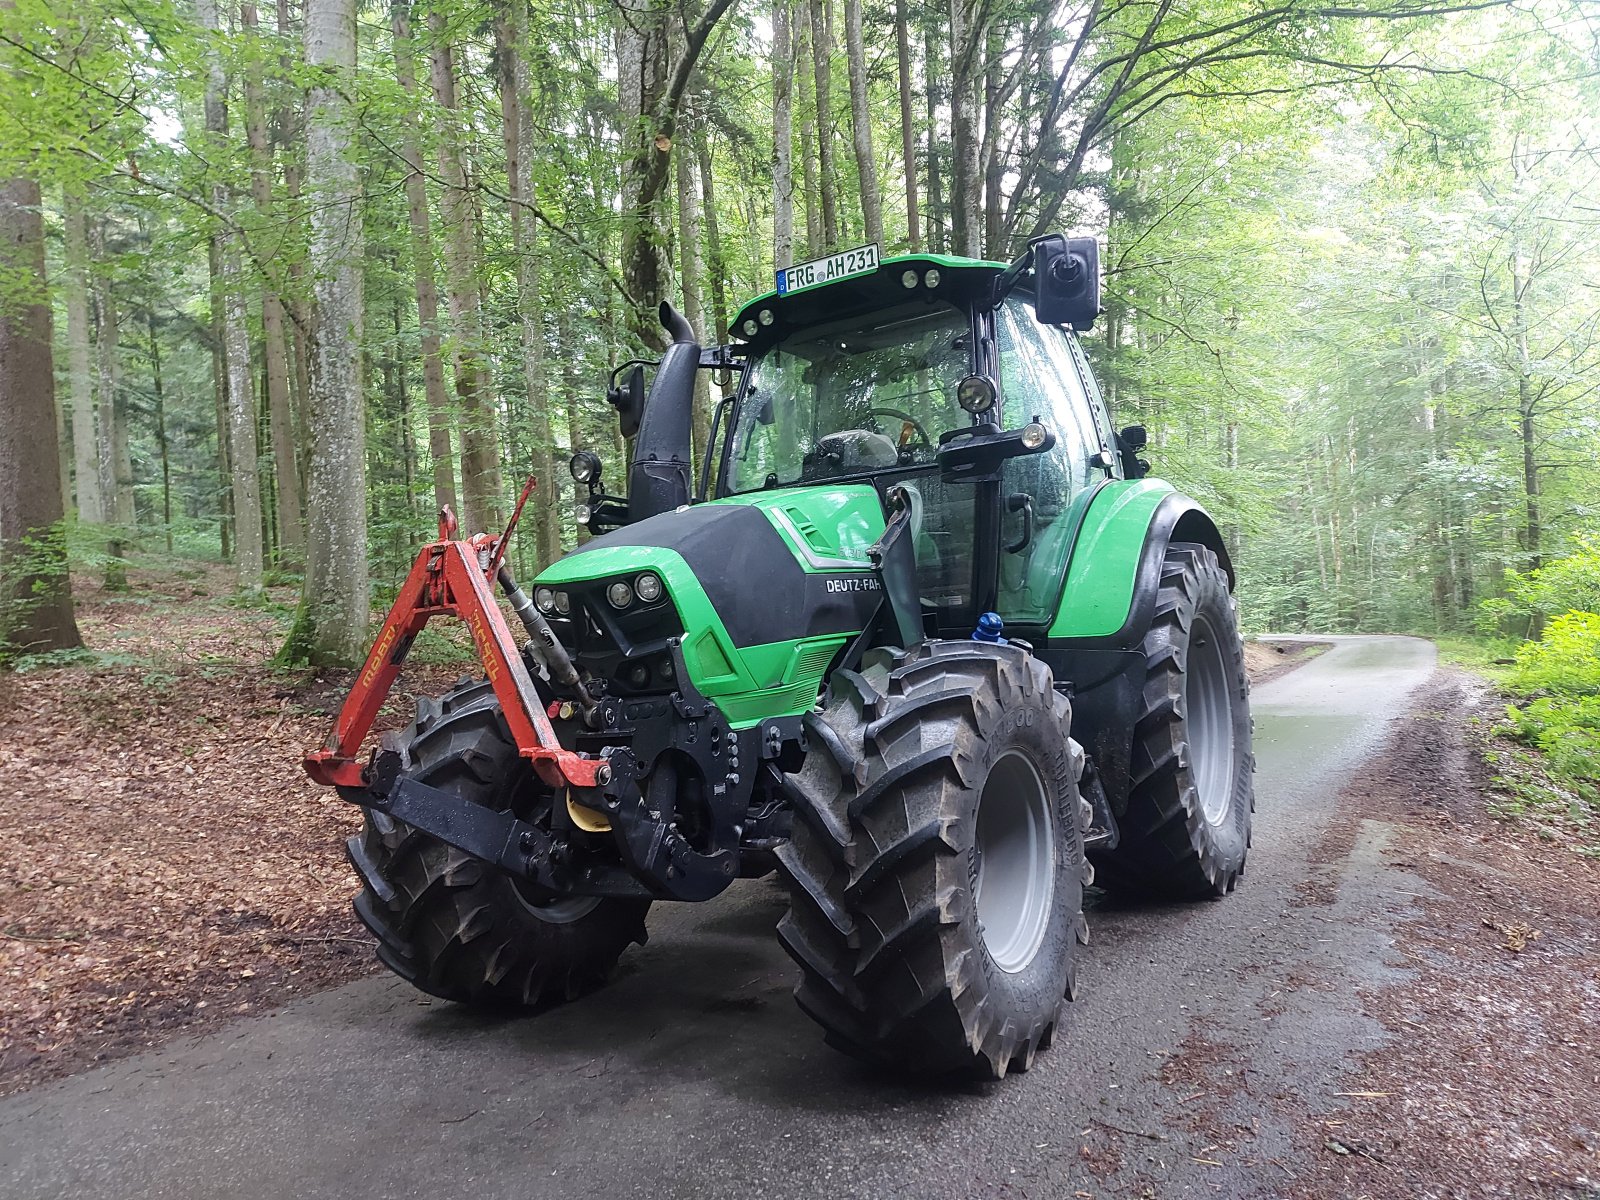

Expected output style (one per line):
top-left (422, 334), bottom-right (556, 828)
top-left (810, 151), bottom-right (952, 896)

top-left (634, 572), bottom-right (663, 603)
top-left (569, 450), bottom-right (601, 484)
top-left (553, 591), bottom-right (571, 615)
top-left (1020, 422), bottom-right (1049, 449)
top-left (742, 318), bottom-right (759, 337)
top-left (534, 586), bottom-right (555, 613)
top-left (606, 581), bottom-right (634, 609)
top-left (924, 268), bottom-right (941, 288)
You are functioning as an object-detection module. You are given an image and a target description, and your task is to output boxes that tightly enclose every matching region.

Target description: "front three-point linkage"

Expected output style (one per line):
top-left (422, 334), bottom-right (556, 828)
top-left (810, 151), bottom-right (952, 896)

top-left (303, 476), bottom-right (607, 800)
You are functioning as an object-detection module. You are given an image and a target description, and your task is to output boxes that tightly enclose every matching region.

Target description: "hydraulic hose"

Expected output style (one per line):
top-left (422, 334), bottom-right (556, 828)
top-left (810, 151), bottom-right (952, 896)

top-left (496, 565), bottom-right (598, 715)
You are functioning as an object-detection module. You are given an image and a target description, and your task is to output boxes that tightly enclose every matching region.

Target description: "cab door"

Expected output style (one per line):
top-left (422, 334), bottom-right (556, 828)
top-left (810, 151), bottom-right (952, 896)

top-left (992, 297), bottom-right (1116, 627)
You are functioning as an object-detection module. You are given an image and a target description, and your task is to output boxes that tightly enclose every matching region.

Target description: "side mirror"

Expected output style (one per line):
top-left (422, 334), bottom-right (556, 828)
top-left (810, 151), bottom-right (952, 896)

top-left (1117, 425), bottom-right (1150, 479)
top-left (1033, 235), bottom-right (1100, 331)
top-left (937, 421), bottom-right (1056, 484)
top-left (606, 363), bottom-right (645, 439)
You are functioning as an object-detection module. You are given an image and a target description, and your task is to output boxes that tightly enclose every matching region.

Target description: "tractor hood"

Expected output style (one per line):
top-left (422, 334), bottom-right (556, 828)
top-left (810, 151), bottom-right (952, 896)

top-left (533, 486), bottom-right (888, 727)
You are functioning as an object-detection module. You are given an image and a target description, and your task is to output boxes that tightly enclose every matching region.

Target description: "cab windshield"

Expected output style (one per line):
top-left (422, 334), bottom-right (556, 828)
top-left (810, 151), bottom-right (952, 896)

top-left (726, 303), bottom-right (972, 493)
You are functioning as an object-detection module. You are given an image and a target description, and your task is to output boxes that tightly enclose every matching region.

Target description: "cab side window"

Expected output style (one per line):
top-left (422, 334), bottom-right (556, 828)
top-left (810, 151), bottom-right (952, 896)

top-left (994, 298), bottom-right (1111, 625)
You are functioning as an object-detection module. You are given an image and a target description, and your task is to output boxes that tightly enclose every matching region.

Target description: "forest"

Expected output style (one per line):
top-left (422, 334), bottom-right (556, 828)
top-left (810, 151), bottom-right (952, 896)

top-left (0, 0), bottom-right (1597, 666)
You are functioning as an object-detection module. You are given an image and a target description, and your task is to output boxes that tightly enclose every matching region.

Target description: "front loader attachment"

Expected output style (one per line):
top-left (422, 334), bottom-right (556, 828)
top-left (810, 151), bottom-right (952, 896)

top-left (303, 482), bottom-right (606, 793)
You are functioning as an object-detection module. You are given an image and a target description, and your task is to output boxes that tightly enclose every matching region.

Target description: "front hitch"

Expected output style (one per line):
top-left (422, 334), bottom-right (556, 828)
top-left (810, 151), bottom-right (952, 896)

top-left (302, 479), bottom-right (607, 794)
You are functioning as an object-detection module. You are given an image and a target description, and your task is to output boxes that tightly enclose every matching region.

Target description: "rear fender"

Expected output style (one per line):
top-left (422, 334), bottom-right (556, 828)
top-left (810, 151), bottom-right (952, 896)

top-left (1045, 479), bottom-right (1233, 650)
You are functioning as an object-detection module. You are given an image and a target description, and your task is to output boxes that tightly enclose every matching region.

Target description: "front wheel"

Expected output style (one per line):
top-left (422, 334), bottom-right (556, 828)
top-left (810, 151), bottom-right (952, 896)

top-left (346, 680), bottom-right (650, 1007)
top-left (1093, 542), bottom-right (1254, 899)
top-left (778, 642), bottom-right (1090, 1080)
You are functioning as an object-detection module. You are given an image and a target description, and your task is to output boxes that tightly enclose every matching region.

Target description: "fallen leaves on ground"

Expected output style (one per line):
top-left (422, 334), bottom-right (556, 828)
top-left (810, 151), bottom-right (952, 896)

top-left (1, 563), bottom-right (464, 1095)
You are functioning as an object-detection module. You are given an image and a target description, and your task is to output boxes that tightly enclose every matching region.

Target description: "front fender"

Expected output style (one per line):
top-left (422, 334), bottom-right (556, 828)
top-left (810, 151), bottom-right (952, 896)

top-left (1045, 478), bottom-right (1232, 649)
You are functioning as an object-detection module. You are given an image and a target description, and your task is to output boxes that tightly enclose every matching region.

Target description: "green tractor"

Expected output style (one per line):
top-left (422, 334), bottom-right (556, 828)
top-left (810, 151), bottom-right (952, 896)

top-left (305, 236), bottom-right (1254, 1080)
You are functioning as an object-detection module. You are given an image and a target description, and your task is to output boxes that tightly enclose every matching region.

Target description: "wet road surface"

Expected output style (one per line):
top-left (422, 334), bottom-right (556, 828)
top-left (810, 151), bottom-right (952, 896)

top-left (0, 635), bottom-right (1436, 1199)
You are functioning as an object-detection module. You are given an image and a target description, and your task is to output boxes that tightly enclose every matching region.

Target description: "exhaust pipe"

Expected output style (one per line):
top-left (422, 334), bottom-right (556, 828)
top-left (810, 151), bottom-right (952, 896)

top-left (628, 301), bottom-right (698, 522)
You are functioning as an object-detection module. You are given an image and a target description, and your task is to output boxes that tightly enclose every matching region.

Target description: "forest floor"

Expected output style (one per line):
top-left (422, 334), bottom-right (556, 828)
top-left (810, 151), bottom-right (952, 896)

top-left (0, 560), bottom-right (471, 1095)
top-left (1282, 668), bottom-right (1600, 1198)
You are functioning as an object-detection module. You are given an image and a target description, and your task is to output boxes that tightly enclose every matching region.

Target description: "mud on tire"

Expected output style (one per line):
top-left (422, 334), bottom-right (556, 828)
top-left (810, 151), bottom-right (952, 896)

top-left (1093, 541), bottom-right (1254, 900)
top-left (347, 680), bottom-right (649, 1007)
top-left (777, 641), bottom-right (1089, 1080)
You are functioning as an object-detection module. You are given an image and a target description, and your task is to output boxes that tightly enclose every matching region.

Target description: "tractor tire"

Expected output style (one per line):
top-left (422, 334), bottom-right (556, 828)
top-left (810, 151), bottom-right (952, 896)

top-left (777, 641), bottom-right (1090, 1080)
top-left (1093, 541), bottom-right (1254, 899)
top-left (346, 679), bottom-right (649, 1007)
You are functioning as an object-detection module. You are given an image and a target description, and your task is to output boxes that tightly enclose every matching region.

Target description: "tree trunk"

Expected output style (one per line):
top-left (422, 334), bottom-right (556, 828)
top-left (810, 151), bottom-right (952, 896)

top-left (947, 0), bottom-right (981, 256)
top-left (89, 221), bottom-right (127, 590)
top-left (981, 21), bottom-right (1003, 254)
top-left (922, 17), bottom-right (943, 251)
top-left (198, 0), bottom-right (264, 594)
top-left (390, 0), bottom-right (458, 520)
top-left (894, 0), bottom-right (919, 251)
top-left (62, 189), bottom-right (101, 523)
top-left (242, 0), bottom-right (303, 565)
top-left (282, 0), bottom-right (367, 666)
top-left (495, 0), bottom-right (558, 567)
top-left (796, 1), bottom-right (821, 256)
top-left (676, 124), bottom-right (712, 463)
top-left (808, 0), bottom-right (841, 247)
top-left (696, 127), bottom-right (730, 347)
top-left (843, 0), bottom-right (882, 246)
top-left (428, 21), bottom-right (503, 537)
top-left (772, 0), bottom-right (795, 269)
top-left (616, 0), bottom-right (737, 347)
top-left (274, 0), bottom-right (313, 505)
top-left (0, 176), bottom-right (81, 656)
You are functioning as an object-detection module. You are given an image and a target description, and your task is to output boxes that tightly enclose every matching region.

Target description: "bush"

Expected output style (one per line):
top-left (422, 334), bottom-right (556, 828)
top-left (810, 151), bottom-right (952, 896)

top-left (1501, 610), bottom-right (1600, 807)
top-left (1479, 540), bottom-right (1600, 635)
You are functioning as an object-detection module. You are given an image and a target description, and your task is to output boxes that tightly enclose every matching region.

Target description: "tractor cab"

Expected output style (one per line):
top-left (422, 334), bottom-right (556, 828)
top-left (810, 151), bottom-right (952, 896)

top-left (578, 236), bottom-right (1119, 642)
top-left (713, 241), bottom-right (1122, 636)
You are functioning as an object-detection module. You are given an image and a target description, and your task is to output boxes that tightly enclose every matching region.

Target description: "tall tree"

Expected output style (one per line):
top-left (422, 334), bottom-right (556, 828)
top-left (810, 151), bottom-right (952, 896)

top-left (843, 0), bottom-right (881, 245)
top-left (615, 0), bottom-right (737, 347)
top-left (61, 189), bottom-right (101, 522)
top-left (89, 220), bottom-right (129, 589)
top-left (429, 16), bottom-right (503, 536)
top-left (242, 0), bottom-right (303, 564)
top-left (772, 0), bottom-right (795, 268)
top-left (282, 0), bottom-right (366, 665)
top-left (807, 0), bottom-right (841, 247)
top-left (893, 0), bottom-right (919, 250)
top-left (390, 0), bottom-right (458, 519)
top-left (495, 0), bottom-right (558, 565)
top-left (0, 175), bottom-right (81, 656)
top-left (198, 0), bottom-right (265, 594)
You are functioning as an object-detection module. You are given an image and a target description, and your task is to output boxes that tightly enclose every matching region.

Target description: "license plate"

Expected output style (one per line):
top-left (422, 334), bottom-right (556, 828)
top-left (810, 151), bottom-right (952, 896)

top-left (776, 243), bottom-right (880, 296)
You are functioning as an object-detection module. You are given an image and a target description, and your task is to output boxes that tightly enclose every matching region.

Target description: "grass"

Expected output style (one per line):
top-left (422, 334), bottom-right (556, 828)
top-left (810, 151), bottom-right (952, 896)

top-left (1445, 621), bottom-right (1600, 857)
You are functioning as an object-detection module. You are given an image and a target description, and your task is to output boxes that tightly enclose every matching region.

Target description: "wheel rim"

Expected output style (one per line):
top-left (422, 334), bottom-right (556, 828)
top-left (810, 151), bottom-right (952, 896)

top-left (1186, 612), bottom-right (1236, 825)
top-left (974, 751), bottom-right (1055, 974)
top-left (509, 880), bottom-right (601, 924)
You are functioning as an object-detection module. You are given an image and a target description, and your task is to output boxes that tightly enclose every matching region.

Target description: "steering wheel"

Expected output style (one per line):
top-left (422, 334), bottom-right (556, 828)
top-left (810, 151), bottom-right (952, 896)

top-left (865, 407), bottom-right (933, 450)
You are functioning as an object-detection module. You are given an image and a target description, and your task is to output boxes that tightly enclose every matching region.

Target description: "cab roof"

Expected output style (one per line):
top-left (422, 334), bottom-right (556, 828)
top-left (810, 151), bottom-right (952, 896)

top-left (730, 252), bottom-right (1004, 353)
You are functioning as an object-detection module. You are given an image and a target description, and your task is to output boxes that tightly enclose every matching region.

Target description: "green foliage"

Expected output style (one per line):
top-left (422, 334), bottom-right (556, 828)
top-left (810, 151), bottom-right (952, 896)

top-left (1497, 610), bottom-right (1600, 819)
top-left (1479, 542), bottom-right (1600, 635)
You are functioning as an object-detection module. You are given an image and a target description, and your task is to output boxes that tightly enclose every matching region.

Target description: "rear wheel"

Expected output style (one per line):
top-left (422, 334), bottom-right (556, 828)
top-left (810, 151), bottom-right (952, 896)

top-left (347, 679), bottom-right (649, 1007)
top-left (778, 641), bottom-right (1089, 1080)
top-left (1094, 542), bottom-right (1253, 899)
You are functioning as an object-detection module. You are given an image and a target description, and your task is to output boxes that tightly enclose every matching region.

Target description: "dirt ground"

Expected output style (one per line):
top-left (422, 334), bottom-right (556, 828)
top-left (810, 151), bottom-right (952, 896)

top-left (1243, 637), bottom-right (1330, 686)
top-left (1281, 670), bottom-right (1600, 1198)
top-left (0, 565), bottom-right (462, 1095)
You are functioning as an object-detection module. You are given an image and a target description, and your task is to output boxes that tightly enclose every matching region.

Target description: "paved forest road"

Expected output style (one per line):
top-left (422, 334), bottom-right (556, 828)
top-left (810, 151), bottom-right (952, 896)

top-left (1, 636), bottom-right (1437, 1200)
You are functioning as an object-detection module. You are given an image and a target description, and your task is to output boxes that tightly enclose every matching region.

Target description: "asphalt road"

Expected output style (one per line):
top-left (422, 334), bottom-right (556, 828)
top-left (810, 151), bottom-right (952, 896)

top-left (0, 635), bottom-right (1437, 1200)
